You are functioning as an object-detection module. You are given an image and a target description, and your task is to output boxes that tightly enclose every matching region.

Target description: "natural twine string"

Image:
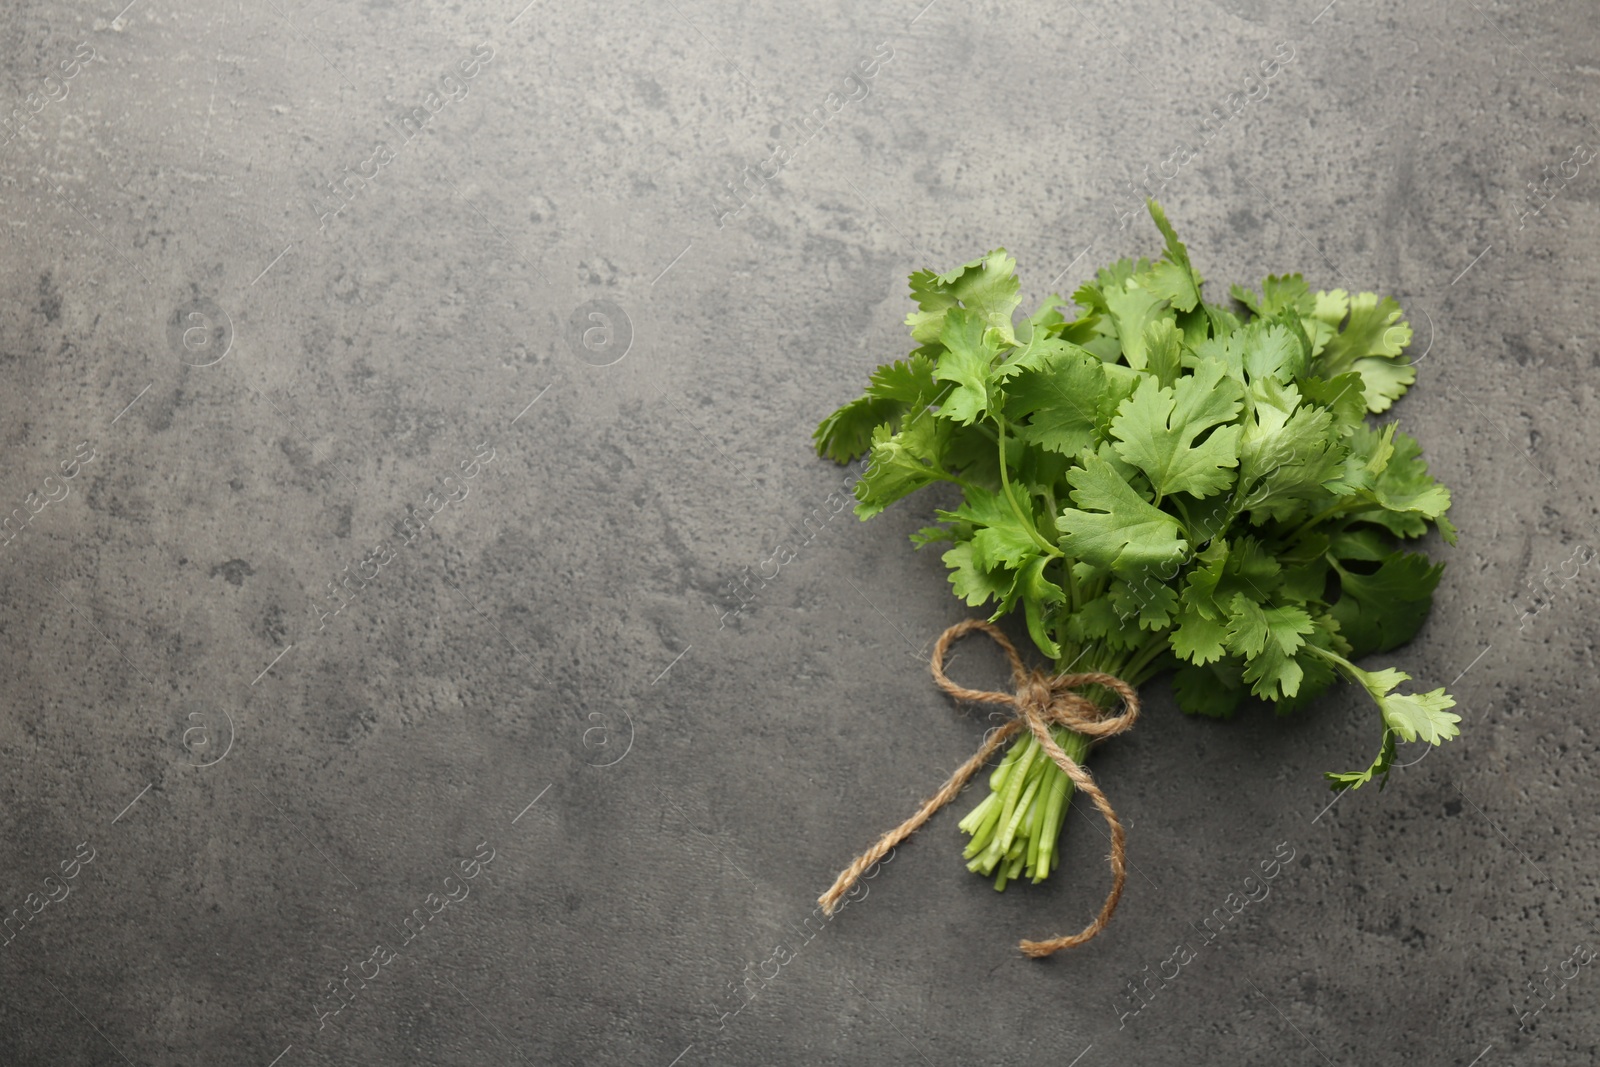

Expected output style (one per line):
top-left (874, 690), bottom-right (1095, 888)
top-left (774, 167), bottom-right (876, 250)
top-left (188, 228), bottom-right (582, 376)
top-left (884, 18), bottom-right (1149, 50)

top-left (817, 618), bottom-right (1140, 958)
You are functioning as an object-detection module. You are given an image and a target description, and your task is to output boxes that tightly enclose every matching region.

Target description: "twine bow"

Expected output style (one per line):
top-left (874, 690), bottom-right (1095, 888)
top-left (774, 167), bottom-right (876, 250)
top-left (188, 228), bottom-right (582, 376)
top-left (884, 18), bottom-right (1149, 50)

top-left (817, 618), bottom-right (1140, 958)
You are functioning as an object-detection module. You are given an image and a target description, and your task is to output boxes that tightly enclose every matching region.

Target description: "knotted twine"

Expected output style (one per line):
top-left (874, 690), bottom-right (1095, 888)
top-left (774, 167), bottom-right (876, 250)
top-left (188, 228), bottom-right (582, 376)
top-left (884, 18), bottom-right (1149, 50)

top-left (817, 618), bottom-right (1140, 958)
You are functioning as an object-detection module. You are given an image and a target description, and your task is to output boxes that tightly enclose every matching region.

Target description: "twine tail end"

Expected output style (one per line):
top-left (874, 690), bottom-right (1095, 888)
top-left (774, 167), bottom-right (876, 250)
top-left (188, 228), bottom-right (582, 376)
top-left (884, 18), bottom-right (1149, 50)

top-left (1018, 933), bottom-right (1090, 959)
top-left (817, 874), bottom-right (851, 916)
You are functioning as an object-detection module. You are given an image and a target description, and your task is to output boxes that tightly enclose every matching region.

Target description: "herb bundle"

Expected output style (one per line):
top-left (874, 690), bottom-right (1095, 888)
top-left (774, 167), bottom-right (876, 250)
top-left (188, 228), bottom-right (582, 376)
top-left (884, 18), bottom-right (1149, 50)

top-left (815, 201), bottom-right (1457, 899)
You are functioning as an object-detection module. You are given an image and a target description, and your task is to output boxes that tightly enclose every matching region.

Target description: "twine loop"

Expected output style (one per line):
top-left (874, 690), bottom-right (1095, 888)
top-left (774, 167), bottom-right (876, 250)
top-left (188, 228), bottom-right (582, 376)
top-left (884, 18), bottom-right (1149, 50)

top-left (817, 618), bottom-right (1140, 958)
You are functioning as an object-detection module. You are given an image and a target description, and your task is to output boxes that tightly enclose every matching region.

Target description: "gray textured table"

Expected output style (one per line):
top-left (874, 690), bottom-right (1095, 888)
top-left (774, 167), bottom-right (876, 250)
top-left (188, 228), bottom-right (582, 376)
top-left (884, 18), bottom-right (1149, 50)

top-left (1, 1), bottom-right (1593, 1064)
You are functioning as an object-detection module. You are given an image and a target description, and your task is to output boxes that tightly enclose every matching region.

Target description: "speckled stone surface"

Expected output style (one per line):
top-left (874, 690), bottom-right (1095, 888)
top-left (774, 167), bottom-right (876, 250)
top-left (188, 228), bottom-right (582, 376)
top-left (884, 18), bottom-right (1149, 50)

top-left (1, 0), bottom-right (1598, 1064)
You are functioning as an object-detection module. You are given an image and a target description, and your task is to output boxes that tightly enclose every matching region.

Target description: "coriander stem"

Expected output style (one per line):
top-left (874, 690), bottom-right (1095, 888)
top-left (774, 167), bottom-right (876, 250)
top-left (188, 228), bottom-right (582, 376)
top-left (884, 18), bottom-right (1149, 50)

top-left (1036, 727), bottom-right (1088, 867)
top-left (1172, 495), bottom-right (1194, 538)
top-left (946, 472), bottom-right (983, 495)
top-left (998, 775), bottom-right (1042, 854)
top-left (1304, 644), bottom-right (1355, 673)
top-left (990, 744), bottom-right (1021, 791)
top-left (995, 413), bottom-right (1064, 559)
top-left (992, 734), bottom-right (1039, 854)
top-left (1038, 766), bottom-right (1069, 872)
top-left (1025, 777), bottom-right (1045, 873)
top-left (963, 795), bottom-right (1004, 858)
top-left (1123, 634), bottom-right (1171, 684)
top-left (958, 791), bottom-right (997, 834)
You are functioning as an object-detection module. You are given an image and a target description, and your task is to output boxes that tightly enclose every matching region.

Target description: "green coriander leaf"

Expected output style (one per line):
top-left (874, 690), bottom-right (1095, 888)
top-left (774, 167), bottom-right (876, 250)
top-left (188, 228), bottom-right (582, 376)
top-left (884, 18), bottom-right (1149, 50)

top-left (1263, 603), bottom-right (1317, 653)
top-left (815, 353), bottom-right (942, 463)
top-left (1321, 654), bottom-right (1460, 789)
top-left (1261, 274), bottom-right (1316, 316)
top-left (1147, 199), bottom-right (1193, 266)
top-left (1329, 550), bottom-right (1444, 658)
top-left (1326, 526), bottom-right (1393, 560)
top-left (866, 351), bottom-right (939, 402)
top-left (1146, 261), bottom-right (1201, 316)
top-left (934, 309), bottom-right (1001, 425)
top-left (1230, 282), bottom-right (1261, 315)
top-left (1144, 317), bottom-right (1183, 388)
top-left (1326, 729), bottom-right (1397, 791)
top-left (1203, 303), bottom-right (1235, 342)
top-left (1178, 538), bottom-right (1230, 620)
top-left (1298, 373), bottom-right (1369, 430)
top-left (1109, 574), bottom-right (1180, 631)
top-left (1231, 539), bottom-right (1285, 588)
top-left (1096, 364), bottom-right (1142, 437)
top-left (1235, 602), bottom-right (1316, 700)
top-left (1270, 612), bottom-right (1347, 714)
top-left (1144, 199), bottom-right (1202, 312)
top-left (1354, 664), bottom-right (1411, 699)
top-left (1017, 293), bottom-right (1069, 343)
top-left (1068, 559), bottom-right (1099, 585)
top-left (940, 421), bottom-right (1009, 486)
top-left (1006, 346), bottom-right (1104, 456)
top-left (1189, 319), bottom-right (1305, 386)
top-left (1078, 334), bottom-right (1123, 363)
top-left (1343, 659), bottom-right (1460, 744)
top-left (1349, 357), bottom-right (1416, 415)
top-left (1325, 423), bottom-right (1397, 497)
top-left (996, 331), bottom-right (1069, 379)
top-left (1171, 659), bottom-right (1247, 719)
top-left (1276, 557), bottom-right (1331, 604)
top-left (1018, 444), bottom-right (1071, 495)
top-left (943, 541), bottom-right (1011, 608)
top-left (1317, 291), bottom-right (1410, 363)
top-left (1184, 493), bottom-right (1235, 545)
top-left (1111, 359), bottom-right (1244, 500)
top-left (906, 270), bottom-right (959, 345)
top-left (940, 488), bottom-right (1039, 571)
top-left (1232, 273), bottom-right (1315, 318)
top-left (1065, 592), bottom-right (1146, 652)
top-left (1073, 257), bottom-right (1145, 318)
top-left (1327, 426), bottom-right (1454, 540)
top-left (1241, 322), bottom-right (1306, 383)
top-left (854, 414), bottom-right (952, 519)
top-left (1203, 301), bottom-right (1243, 340)
top-left (1437, 513), bottom-right (1460, 544)
top-left (1091, 438), bottom-right (1149, 492)
top-left (814, 395), bottom-right (899, 463)
top-left (1310, 291), bottom-right (1415, 413)
top-left (1175, 305), bottom-right (1213, 348)
top-left (907, 248), bottom-right (1022, 345)
top-left (1311, 288), bottom-right (1350, 329)
top-left (1225, 594), bottom-right (1271, 657)
top-left (1012, 554), bottom-right (1066, 658)
top-left (1243, 640), bottom-right (1305, 700)
top-left (1103, 280), bottom-right (1168, 371)
top-left (1170, 601), bottom-right (1230, 664)
top-left (1381, 687), bottom-right (1460, 745)
top-left (1187, 334), bottom-right (1240, 381)
top-left (972, 523), bottom-right (1039, 571)
top-left (1056, 451), bottom-right (1188, 574)
top-left (1369, 430), bottom-right (1453, 533)
top-left (1236, 381), bottom-right (1342, 522)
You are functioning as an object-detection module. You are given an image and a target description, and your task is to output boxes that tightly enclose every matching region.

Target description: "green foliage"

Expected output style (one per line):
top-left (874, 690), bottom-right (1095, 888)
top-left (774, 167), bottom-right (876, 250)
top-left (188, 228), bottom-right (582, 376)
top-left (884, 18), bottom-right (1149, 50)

top-left (816, 201), bottom-right (1457, 796)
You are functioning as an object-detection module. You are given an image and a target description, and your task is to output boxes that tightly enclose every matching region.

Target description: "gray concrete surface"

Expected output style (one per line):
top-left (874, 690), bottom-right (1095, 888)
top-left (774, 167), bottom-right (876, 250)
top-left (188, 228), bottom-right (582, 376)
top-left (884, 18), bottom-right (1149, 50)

top-left (0, 0), bottom-right (1595, 1063)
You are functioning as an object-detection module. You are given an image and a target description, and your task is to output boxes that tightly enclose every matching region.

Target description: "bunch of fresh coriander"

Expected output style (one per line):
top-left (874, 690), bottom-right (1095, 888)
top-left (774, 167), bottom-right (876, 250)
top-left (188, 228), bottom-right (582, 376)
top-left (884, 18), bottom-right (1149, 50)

top-left (815, 201), bottom-right (1458, 890)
